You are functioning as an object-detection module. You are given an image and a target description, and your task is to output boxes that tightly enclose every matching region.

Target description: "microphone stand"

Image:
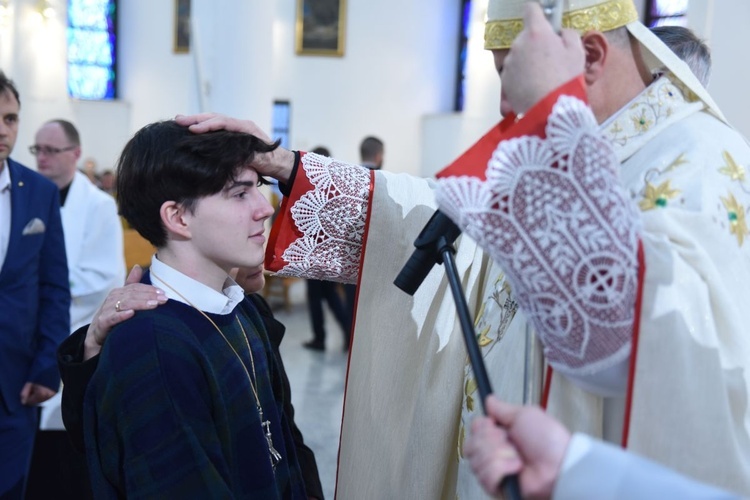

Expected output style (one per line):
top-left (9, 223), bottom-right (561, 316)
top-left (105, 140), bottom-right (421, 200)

top-left (395, 225), bottom-right (522, 500)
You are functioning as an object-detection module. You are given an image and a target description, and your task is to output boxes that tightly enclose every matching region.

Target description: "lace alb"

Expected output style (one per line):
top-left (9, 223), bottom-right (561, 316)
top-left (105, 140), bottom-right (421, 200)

top-left (436, 96), bottom-right (641, 375)
top-left (278, 153), bottom-right (371, 284)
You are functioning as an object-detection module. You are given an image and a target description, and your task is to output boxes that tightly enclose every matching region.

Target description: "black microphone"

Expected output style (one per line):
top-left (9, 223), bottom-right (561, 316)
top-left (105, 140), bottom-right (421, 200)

top-left (394, 210), bottom-right (461, 295)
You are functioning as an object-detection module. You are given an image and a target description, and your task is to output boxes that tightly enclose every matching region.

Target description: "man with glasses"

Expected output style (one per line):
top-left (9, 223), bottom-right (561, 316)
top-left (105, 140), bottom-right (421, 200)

top-left (31, 120), bottom-right (124, 334)
top-left (0, 72), bottom-right (69, 499)
top-left (27, 119), bottom-right (124, 498)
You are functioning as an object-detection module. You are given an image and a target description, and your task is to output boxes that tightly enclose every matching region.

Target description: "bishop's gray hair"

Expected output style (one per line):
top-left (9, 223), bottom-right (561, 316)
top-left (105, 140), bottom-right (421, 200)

top-left (650, 25), bottom-right (711, 86)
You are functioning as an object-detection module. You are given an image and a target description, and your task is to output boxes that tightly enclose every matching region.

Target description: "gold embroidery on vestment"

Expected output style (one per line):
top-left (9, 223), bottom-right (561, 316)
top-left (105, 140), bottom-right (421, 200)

top-left (477, 324), bottom-right (493, 348)
top-left (606, 77), bottom-right (686, 148)
top-left (631, 109), bottom-right (653, 132)
top-left (665, 153), bottom-right (688, 173)
top-left (465, 377), bottom-right (478, 413)
top-left (719, 151), bottom-right (746, 183)
top-left (721, 192), bottom-right (749, 246)
top-left (639, 180), bottom-right (681, 211)
top-left (457, 422), bottom-right (466, 460)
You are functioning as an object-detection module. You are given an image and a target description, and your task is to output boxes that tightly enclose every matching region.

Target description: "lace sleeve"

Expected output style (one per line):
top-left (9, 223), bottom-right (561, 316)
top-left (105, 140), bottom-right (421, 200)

top-left (273, 153), bottom-right (372, 284)
top-left (436, 96), bottom-right (642, 376)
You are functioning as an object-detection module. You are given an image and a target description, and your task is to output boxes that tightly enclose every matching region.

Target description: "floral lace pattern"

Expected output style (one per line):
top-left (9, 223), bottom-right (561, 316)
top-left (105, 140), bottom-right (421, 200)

top-left (436, 96), bottom-right (641, 375)
top-left (277, 153), bottom-right (371, 284)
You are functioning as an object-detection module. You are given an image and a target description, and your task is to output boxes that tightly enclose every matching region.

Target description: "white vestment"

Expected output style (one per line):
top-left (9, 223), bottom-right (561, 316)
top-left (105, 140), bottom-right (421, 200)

top-left (267, 75), bottom-right (750, 498)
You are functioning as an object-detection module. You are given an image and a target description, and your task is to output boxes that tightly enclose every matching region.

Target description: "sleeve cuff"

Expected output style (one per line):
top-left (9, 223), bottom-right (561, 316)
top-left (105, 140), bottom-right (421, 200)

top-left (560, 433), bottom-right (594, 475)
top-left (277, 150), bottom-right (301, 197)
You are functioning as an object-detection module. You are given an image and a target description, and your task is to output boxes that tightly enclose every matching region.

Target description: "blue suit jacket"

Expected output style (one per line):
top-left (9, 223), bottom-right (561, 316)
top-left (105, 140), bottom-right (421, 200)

top-left (0, 158), bottom-right (70, 414)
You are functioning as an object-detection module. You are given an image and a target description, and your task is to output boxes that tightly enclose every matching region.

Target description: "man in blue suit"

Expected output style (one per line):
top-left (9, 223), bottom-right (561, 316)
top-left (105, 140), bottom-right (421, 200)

top-left (0, 71), bottom-right (69, 498)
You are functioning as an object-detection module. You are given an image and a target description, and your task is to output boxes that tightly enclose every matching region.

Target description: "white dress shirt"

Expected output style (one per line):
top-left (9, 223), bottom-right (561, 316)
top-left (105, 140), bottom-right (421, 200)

top-left (148, 254), bottom-right (245, 314)
top-left (0, 161), bottom-right (11, 269)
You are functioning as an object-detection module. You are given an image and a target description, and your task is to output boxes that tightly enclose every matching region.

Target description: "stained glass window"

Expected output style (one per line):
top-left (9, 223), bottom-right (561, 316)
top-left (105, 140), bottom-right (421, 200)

top-left (645, 0), bottom-right (688, 27)
top-left (454, 0), bottom-right (472, 111)
top-left (68, 0), bottom-right (117, 100)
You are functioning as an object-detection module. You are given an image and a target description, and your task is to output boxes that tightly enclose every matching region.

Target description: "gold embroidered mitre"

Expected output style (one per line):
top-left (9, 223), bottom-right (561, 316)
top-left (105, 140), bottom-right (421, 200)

top-left (485, 0), bottom-right (637, 50)
top-left (484, 0), bottom-right (725, 122)
top-left (484, 0), bottom-right (527, 51)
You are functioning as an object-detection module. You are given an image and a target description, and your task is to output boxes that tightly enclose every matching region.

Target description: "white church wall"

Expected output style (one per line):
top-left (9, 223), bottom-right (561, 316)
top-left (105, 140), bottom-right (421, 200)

top-left (2, 0), bottom-right (459, 176)
top-left (696, 0), bottom-right (750, 137)
top-left (271, 0), bottom-right (460, 171)
top-left (0, 0), bottom-right (747, 177)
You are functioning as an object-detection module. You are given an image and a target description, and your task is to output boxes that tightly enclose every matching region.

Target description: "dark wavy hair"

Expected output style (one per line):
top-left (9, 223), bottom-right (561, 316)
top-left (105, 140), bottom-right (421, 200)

top-left (116, 120), bottom-right (278, 247)
top-left (0, 71), bottom-right (20, 107)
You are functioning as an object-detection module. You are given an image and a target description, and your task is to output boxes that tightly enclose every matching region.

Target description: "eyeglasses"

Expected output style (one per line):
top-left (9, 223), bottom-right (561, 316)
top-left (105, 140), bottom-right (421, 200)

top-left (28, 145), bottom-right (77, 156)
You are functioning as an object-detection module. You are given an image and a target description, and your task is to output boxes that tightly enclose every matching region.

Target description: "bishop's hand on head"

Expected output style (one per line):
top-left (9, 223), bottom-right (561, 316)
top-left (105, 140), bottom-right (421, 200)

top-left (175, 113), bottom-right (297, 184)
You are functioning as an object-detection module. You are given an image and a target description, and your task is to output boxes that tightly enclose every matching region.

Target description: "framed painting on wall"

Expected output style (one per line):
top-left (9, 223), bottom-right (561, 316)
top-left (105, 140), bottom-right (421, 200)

top-left (295, 0), bottom-right (346, 56)
top-left (174, 0), bottom-right (191, 53)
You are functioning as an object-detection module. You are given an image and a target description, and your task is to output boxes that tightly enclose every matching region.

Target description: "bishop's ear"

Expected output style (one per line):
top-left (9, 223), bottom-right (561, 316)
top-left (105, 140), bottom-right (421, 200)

top-left (580, 31), bottom-right (609, 85)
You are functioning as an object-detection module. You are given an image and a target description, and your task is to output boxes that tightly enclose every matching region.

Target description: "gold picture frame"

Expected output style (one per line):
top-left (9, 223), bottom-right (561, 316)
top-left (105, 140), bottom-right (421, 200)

top-left (174, 0), bottom-right (191, 54)
top-left (295, 0), bottom-right (346, 57)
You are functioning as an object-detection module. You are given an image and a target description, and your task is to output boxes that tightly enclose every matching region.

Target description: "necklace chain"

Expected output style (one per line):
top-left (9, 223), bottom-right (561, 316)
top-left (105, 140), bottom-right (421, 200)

top-left (150, 271), bottom-right (283, 470)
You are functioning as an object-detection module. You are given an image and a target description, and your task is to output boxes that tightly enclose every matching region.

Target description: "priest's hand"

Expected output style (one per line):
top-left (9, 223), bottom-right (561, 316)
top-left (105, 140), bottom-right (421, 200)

top-left (500, 2), bottom-right (585, 115)
top-left (175, 113), bottom-right (296, 184)
top-left (464, 396), bottom-right (571, 500)
top-left (83, 265), bottom-right (167, 361)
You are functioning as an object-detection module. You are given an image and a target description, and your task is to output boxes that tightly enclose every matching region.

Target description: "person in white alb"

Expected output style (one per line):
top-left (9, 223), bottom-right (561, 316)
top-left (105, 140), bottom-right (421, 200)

top-left (26, 119), bottom-right (123, 498)
top-left (33, 120), bottom-right (124, 337)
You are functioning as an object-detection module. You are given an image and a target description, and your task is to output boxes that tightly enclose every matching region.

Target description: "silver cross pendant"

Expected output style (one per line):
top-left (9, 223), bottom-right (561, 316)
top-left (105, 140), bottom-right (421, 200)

top-left (259, 405), bottom-right (283, 470)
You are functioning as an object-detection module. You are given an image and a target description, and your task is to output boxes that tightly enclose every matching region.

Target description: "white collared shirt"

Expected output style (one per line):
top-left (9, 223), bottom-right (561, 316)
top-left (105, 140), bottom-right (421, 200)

top-left (0, 161), bottom-right (12, 269)
top-left (148, 254), bottom-right (245, 314)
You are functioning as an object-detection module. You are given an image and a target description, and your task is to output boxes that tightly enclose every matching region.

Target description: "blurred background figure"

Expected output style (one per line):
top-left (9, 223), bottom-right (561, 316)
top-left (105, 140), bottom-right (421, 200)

top-left (32, 119), bottom-right (125, 333)
top-left (81, 157), bottom-right (100, 187)
top-left (98, 169), bottom-right (116, 196)
top-left (359, 136), bottom-right (384, 170)
top-left (28, 118), bottom-right (124, 499)
top-left (337, 136), bottom-right (388, 337)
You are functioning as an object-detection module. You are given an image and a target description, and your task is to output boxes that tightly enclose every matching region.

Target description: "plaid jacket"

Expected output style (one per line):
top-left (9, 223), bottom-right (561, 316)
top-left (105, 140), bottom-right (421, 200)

top-left (84, 297), bottom-right (306, 499)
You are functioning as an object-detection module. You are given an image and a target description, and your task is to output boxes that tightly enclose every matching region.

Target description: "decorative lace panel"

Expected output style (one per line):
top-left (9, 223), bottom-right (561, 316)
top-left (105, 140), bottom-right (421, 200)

top-left (436, 96), bottom-right (642, 375)
top-left (277, 153), bottom-right (370, 284)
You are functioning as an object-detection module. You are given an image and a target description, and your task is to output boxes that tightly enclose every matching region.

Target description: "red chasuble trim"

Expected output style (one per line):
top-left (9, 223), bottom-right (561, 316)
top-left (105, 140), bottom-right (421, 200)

top-left (541, 365), bottom-right (554, 410)
top-left (435, 121), bottom-right (511, 180)
top-left (435, 75), bottom-right (587, 180)
top-left (622, 240), bottom-right (646, 448)
top-left (265, 152), bottom-right (314, 272)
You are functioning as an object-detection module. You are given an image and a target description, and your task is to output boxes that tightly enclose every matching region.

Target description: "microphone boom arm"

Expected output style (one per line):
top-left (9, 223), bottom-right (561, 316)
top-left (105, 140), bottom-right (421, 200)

top-left (394, 210), bottom-right (522, 500)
